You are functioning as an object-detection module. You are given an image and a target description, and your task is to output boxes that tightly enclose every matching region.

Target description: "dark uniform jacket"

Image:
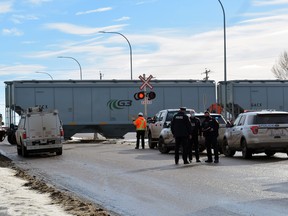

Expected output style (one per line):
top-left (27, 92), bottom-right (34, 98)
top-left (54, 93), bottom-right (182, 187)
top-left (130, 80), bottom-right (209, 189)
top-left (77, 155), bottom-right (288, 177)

top-left (171, 111), bottom-right (192, 137)
top-left (201, 116), bottom-right (219, 137)
top-left (189, 116), bottom-right (201, 136)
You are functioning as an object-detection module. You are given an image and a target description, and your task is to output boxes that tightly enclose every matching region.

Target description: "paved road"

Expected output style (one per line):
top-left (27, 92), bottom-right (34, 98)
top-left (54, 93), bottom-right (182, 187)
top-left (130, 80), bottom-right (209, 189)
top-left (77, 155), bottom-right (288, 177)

top-left (1, 139), bottom-right (288, 216)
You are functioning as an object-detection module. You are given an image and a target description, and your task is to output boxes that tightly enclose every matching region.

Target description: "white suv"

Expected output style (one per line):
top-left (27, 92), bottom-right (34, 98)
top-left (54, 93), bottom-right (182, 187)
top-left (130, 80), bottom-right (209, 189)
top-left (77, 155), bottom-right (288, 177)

top-left (222, 110), bottom-right (288, 158)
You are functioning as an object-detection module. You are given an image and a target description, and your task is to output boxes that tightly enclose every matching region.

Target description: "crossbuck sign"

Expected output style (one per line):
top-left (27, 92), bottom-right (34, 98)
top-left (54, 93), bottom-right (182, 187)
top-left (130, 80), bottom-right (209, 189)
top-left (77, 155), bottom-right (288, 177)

top-left (139, 74), bottom-right (153, 90)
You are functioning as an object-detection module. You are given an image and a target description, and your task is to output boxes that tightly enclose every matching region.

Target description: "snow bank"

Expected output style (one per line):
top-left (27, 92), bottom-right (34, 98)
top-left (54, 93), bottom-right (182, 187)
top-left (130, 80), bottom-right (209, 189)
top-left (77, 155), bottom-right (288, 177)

top-left (0, 167), bottom-right (71, 216)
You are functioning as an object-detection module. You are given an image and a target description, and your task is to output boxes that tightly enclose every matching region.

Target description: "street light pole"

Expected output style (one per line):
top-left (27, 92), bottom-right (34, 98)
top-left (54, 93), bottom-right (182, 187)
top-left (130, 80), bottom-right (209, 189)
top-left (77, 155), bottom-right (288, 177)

top-left (35, 71), bottom-right (53, 80)
top-left (57, 56), bottom-right (83, 80)
top-left (217, 0), bottom-right (228, 120)
top-left (99, 31), bottom-right (133, 80)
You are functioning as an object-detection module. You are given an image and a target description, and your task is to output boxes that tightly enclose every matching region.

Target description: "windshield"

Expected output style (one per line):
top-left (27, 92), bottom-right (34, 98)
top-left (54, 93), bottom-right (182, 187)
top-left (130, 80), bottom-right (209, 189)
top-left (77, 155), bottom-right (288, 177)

top-left (250, 114), bottom-right (288, 124)
top-left (166, 111), bottom-right (190, 122)
top-left (197, 115), bottom-right (226, 124)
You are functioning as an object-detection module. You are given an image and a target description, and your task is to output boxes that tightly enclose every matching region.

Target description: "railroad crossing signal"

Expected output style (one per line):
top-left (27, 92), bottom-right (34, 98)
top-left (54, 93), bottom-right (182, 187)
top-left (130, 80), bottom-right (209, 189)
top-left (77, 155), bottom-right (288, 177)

top-left (139, 74), bottom-right (153, 90)
top-left (147, 91), bottom-right (156, 100)
top-left (134, 91), bottom-right (156, 100)
top-left (134, 91), bottom-right (145, 100)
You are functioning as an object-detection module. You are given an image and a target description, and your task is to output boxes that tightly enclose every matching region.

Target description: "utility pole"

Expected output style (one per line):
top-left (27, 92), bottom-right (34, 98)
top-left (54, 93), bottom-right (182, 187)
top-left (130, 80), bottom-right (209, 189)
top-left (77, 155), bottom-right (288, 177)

top-left (202, 68), bottom-right (211, 81)
top-left (100, 71), bottom-right (104, 80)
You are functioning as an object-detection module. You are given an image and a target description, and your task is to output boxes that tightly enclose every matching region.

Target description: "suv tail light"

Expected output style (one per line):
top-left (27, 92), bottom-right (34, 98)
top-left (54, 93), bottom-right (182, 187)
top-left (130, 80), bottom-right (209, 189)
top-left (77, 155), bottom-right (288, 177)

top-left (22, 132), bottom-right (27, 139)
top-left (250, 126), bottom-right (259, 134)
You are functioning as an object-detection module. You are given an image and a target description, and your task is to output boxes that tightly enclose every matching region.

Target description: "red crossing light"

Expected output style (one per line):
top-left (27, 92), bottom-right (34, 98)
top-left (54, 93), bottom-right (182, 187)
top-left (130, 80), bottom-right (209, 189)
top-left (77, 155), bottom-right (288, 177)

top-left (134, 91), bottom-right (145, 100)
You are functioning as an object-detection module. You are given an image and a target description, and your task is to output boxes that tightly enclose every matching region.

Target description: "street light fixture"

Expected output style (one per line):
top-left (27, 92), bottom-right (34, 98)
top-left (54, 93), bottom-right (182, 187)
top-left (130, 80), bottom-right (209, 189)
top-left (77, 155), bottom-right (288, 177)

top-left (57, 56), bottom-right (83, 80)
top-left (217, 0), bottom-right (228, 120)
top-left (35, 71), bottom-right (53, 80)
top-left (99, 31), bottom-right (133, 80)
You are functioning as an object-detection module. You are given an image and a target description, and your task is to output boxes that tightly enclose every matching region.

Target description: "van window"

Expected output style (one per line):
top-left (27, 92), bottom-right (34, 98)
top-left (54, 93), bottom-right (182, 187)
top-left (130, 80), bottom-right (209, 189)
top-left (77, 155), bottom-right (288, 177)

top-left (250, 114), bottom-right (288, 124)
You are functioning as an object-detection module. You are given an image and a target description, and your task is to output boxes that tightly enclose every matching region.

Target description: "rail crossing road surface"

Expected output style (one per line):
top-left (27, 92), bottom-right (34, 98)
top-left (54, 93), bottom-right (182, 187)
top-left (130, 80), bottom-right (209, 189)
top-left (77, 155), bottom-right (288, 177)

top-left (1, 138), bottom-right (288, 216)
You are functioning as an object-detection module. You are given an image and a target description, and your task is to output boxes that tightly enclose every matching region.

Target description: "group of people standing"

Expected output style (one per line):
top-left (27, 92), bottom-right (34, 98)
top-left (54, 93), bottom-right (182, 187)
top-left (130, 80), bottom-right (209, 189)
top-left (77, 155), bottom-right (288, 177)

top-left (171, 107), bottom-right (219, 165)
top-left (133, 107), bottom-right (219, 165)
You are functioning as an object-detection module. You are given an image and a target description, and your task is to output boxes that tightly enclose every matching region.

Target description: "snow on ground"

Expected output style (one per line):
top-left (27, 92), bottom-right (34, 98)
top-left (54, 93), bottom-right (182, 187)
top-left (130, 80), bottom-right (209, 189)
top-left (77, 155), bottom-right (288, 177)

top-left (0, 167), bottom-right (71, 216)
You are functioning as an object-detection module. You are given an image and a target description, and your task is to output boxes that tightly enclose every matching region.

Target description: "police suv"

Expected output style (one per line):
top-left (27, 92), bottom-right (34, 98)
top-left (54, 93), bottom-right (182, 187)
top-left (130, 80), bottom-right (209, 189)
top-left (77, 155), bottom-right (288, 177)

top-left (222, 110), bottom-right (288, 158)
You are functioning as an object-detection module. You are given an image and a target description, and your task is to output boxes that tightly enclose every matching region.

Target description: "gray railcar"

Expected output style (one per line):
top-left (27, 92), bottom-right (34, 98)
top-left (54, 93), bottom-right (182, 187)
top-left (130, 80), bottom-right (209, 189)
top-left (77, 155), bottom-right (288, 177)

top-left (5, 80), bottom-right (216, 139)
top-left (218, 80), bottom-right (288, 119)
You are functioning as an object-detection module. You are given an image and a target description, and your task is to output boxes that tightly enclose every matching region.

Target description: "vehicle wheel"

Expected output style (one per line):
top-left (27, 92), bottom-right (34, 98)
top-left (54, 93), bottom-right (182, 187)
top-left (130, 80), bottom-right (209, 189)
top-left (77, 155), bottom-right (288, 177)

top-left (17, 145), bottom-right (22, 156)
top-left (241, 139), bottom-right (252, 159)
top-left (265, 151), bottom-right (275, 157)
top-left (8, 133), bottom-right (17, 145)
top-left (0, 134), bottom-right (5, 142)
top-left (148, 132), bottom-right (156, 149)
top-left (56, 148), bottom-right (63, 155)
top-left (158, 137), bottom-right (170, 154)
top-left (222, 138), bottom-right (236, 157)
top-left (21, 145), bottom-right (28, 157)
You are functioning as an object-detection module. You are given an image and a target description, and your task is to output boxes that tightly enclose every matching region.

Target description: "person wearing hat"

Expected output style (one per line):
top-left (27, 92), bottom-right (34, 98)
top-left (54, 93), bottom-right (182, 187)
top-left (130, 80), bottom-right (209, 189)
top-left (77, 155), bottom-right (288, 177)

top-left (171, 107), bottom-right (192, 165)
top-left (201, 111), bottom-right (220, 163)
top-left (133, 112), bottom-right (147, 149)
top-left (188, 109), bottom-right (202, 163)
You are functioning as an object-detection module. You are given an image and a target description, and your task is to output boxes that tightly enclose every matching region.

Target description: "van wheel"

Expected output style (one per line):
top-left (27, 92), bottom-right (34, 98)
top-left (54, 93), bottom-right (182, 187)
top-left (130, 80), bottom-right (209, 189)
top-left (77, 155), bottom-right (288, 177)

top-left (0, 134), bottom-right (5, 142)
top-left (8, 133), bottom-right (17, 145)
top-left (265, 151), bottom-right (275, 157)
top-left (22, 145), bottom-right (28, 157)
top-left (148, 133), bottom-right (156, 149)
top-left (241, 139), bottom-right (252, 159)
top-left (222, 139), bottom-right (236, 157)
top-left (158, 137), bottom-right (170, 154)
top-left (56, 148), bottom-right (63, 155)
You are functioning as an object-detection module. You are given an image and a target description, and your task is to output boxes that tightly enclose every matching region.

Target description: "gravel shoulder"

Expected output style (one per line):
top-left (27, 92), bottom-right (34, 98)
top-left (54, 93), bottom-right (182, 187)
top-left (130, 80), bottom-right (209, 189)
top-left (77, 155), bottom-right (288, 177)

top-left (0, 153), bottom-right (112, 216)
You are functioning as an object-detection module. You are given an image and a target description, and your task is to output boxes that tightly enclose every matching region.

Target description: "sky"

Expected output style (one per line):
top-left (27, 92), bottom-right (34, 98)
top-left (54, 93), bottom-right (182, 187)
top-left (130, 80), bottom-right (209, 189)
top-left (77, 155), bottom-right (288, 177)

top-left (1, 0), bottom-right (288, 117)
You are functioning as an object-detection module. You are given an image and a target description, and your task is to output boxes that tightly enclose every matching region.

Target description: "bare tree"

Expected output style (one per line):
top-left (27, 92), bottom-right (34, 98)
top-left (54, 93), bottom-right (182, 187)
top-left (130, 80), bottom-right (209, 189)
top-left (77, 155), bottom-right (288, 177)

top-left (272, 51), bottom-right (288, 80)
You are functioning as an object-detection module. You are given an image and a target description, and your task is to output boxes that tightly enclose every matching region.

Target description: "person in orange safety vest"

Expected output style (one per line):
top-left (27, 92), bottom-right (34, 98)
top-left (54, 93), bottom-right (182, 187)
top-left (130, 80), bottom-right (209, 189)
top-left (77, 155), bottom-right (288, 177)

top-left (133, 112), bottom-right (147, 149)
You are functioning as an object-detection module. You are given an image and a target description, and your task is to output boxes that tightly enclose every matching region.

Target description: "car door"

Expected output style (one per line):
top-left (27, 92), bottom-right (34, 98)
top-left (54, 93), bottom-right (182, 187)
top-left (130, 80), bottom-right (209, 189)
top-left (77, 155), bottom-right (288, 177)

top-left (15, 117), bottom-right (25, 145)
top-left (230, 115), bottom-right (246, 148)
top-left (151, 111), bottom-right (166, 138)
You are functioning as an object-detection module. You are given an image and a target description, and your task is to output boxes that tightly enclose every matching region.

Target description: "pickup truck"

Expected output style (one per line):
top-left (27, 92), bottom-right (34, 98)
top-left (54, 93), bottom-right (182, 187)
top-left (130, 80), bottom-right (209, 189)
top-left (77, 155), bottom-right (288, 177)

top-left (15, 107), bottom-right (64, 157)
top-left (147, 109), bottom-right (227, 153)
top-left (147, 109), bottom-right (192, 149)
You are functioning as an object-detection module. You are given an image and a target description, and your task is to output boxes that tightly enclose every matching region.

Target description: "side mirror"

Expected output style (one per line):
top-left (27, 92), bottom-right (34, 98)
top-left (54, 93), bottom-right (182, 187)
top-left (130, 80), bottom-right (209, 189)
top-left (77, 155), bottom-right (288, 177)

top-left (147, 117), bottom-right (156, 124)
top-left (226, 121), bottom-right (234, 128)
top-left (1, 122), bottom-right (4, 126)
top-left (163, 122), bottom-right (171, 128)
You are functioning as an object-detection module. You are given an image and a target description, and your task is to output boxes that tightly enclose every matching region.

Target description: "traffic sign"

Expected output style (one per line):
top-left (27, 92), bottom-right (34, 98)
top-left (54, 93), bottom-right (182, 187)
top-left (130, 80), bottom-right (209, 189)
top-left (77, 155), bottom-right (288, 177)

top-left (139, 74), bottom-right (153, 90)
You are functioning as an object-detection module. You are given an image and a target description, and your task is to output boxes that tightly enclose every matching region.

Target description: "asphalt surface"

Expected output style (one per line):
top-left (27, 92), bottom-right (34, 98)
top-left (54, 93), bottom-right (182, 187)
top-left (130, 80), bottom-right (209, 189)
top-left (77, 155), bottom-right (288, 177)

top-left (1, 139), bottom-right (288, 216)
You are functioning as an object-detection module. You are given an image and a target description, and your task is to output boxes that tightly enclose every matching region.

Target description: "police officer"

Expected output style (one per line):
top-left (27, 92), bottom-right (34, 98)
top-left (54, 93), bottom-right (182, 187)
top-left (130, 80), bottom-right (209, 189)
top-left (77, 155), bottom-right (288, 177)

top-left (188, 109), bottom-right (202, 163)
top-left (171, 107), bottom-right (192, 165)
top-left (133, 112), bottom-right (147, 149)
top-left (201, 111), bottom-right (219, 163)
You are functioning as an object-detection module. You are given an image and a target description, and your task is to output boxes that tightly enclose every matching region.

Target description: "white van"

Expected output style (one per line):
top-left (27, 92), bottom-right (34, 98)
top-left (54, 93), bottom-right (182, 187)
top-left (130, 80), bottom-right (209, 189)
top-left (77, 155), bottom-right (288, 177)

top-left (15, 107), bottom-right (64, 157)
